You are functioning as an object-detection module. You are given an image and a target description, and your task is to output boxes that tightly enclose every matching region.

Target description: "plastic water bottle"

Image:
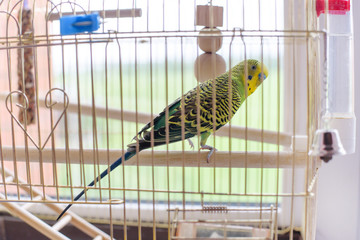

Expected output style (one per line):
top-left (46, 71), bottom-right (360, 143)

top-left (317, 0), bottom-right (356, 154)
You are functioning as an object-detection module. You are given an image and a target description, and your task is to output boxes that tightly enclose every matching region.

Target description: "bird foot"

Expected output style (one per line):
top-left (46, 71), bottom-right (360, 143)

top-left (187, 139), bottom-right (194, 149)
top-left (200, 145), bottom-right (217, 163)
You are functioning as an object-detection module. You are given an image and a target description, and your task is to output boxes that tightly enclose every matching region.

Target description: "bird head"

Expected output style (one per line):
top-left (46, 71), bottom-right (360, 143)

top-left (242, 59), bottom-right (269, 96)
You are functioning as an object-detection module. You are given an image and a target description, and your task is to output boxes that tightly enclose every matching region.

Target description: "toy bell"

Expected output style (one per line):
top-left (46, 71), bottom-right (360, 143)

top-left (309, 129), bottom-right (346, 162)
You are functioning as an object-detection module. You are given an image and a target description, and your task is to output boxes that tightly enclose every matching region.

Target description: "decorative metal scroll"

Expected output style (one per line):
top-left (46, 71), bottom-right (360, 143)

top-left (5, 88), bottom-right (69, 150)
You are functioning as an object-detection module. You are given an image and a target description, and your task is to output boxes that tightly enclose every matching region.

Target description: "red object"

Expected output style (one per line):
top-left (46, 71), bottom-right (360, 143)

top-left (316, 0), bottom-right (350, 17)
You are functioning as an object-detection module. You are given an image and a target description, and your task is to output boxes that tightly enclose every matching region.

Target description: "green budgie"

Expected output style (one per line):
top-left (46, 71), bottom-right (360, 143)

top-left (57, 59), bottom-right (268, 220)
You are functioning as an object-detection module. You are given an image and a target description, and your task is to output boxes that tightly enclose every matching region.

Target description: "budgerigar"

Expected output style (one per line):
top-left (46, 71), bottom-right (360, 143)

top-left (57, 59), bottom-right (268, 220)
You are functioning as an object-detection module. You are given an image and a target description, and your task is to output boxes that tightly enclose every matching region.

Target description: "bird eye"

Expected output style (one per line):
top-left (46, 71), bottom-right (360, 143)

top-left (251, 65), bottom-right (256, 70)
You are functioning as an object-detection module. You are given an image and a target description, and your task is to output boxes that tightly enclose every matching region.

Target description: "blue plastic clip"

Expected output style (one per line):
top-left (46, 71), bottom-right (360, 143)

top-left (60, 13), bottom-right (100, 35)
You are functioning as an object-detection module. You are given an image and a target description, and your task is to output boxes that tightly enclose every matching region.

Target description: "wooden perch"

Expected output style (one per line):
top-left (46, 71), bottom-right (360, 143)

top-left (49, 100), bottom-right (293, 147)
top-left (0, 92), bottom-right (295, 147)
top-left (1, 147), bottom-right (307, 168)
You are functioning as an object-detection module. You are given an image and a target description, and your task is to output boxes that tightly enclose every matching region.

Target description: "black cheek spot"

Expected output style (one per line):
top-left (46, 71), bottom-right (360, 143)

top-left (248, 75), bottom-right (253, 80)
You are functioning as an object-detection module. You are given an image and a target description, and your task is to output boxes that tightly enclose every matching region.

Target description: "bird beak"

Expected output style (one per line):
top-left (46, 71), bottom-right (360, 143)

top-left (258, 72), bottom-right (267, 81)
top-left (258, 65), bottom-right (268, 82)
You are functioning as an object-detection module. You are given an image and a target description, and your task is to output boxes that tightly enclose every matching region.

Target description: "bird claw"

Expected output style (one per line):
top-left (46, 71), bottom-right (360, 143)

top-left (187, 139), bottom-right (194, 149)
top-left (200, 145), bottom-right (217, 163)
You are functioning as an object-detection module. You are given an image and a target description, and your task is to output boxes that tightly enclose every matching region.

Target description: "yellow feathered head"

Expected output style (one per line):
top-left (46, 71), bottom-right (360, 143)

top-left (242, 59), bottom-right (269, 95)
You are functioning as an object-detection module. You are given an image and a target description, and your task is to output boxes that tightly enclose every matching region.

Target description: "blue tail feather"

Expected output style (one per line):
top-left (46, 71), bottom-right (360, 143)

top-left (56, 151), bottom-right (136, 221)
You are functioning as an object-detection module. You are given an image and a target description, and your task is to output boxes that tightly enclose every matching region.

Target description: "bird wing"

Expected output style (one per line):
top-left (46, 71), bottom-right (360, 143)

top-left (127, 96), bottom-right (195, 151)
top-left (127, 77), bottom-right (239, 152)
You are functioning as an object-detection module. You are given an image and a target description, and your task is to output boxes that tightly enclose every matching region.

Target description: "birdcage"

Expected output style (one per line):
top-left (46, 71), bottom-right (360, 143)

top-left (0, 0), bottom-right (355, 239)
